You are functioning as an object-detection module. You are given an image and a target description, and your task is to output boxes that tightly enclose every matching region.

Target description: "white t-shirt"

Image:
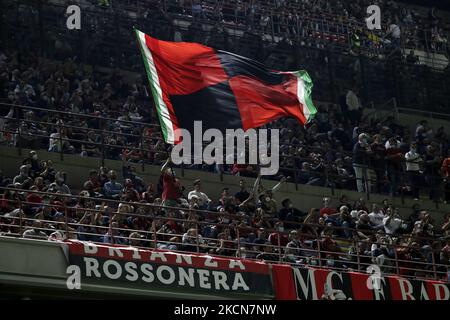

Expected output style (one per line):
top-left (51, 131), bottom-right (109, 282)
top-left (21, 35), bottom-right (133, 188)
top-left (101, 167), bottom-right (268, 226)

top-left (346, 90), bottom-right (361, 111)
top-left (188, 190), bottom-right (211, 206)
top-left (383, 216), bottom-right (402, 234)
top-left (49, 132), bottom-right (62, 151)
top-left (369, 211), bottom-right (385, 227)
top-left (405, 150), bottom-right (421, 171)
top-left (388, 24), bottom-right (401, 38)
top-left (385, 140), bottom-right (400, 150)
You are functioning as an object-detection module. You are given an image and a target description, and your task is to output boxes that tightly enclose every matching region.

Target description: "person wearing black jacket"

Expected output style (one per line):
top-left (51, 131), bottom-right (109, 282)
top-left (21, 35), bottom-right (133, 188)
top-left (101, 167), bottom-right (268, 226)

top-left (278, 198), bottom-right (306, 229)
top-left (22, 150), bottom-right (43, 179)
top-left (370, 135), bottom-right (387, 194)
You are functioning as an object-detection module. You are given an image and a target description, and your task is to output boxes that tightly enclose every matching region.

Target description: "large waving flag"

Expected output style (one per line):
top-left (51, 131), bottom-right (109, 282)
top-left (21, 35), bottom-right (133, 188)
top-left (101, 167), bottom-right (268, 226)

top-left (135, 28), bottom-right (317, 144)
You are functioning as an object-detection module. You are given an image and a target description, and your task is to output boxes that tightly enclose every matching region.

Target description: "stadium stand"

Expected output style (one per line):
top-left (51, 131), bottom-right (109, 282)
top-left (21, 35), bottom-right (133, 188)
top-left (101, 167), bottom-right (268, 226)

top-left (0, 0), bottom-right (450, 298)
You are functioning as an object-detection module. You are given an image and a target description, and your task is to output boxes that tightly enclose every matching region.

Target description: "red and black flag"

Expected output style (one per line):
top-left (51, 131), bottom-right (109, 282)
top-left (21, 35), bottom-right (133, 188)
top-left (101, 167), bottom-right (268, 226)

top-left (135, 28), bottom-right (317, 144)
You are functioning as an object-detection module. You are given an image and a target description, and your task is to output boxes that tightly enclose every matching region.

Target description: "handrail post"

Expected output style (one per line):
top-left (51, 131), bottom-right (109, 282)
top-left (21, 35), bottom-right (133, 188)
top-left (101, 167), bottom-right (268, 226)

top-left (317, 240), bottom-right (322, 267)
top-left (431, 248), bottom-right (437, 280)
top-left (277, 231), bottom-right (282, 262)
top-left (355, 239), bottom-right (361, 272)
top-left (394, 247), bottom-right (400, 276)
top-left (101, 130), bottom-right (105, 168)
top-left (109, 216), bottom-right (114, 245)
top-left (152, 220), bottom-right (158, 249)
top-left (195, 220), bottom-right (200, 253)
top-left (58, 124), bottom-right (63, 161)
top-left (140, 133), bottom-right (145, 172)
top-left (18, 200), bottom-right (23, 235)
top-left (236, 227), bottom-right (241, 258)
top-left (15, 105), bottom-right (22, 156)
top-left (64, 204), bottom-right (69, 240)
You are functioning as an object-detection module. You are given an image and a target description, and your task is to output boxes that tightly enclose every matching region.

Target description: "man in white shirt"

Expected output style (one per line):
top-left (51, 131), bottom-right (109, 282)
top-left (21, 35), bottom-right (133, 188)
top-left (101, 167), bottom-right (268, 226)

top-left (405, 143), bottom-right (421, 172)
top-left (23, 220), bottom-right (48, 240)
top-left (188, 179), bottom-right (211, 209)
top-left (346, 88), bottom-right (362, 125)
top-left (383, 208), bottom-right (403, 235)
top-left (405, 143), bottom-right (422, 199)
top-left (49, 126), bottom-right (74, 153)
top-left (368, 204), bottom-right (385, 230)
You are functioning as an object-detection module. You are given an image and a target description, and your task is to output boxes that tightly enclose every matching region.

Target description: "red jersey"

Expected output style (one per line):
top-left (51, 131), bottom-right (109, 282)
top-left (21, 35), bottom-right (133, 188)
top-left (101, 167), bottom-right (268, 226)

top-left (268, 233), bottom-right (289, 247)
top-left (320, 207), bottom-right (337, 217)
top-left (162, 172), bottom-right (181, 201)
top-left (441, 157), bottom-right (450, 177)
top-left (26, 193), bottom-right (42, 205)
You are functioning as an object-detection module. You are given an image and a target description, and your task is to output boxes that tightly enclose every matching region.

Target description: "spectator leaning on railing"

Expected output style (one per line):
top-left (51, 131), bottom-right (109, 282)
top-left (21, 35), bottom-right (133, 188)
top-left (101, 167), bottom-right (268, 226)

top-left (187, 179), bottom-right (211, 210)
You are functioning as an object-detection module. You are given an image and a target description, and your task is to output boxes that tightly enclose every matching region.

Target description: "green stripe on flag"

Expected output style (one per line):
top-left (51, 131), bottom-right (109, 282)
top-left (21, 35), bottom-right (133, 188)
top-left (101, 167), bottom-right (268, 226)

top-left (134, 28), bottom-right (172, 144)
top-left (296, 70), bottom-right (317, 124)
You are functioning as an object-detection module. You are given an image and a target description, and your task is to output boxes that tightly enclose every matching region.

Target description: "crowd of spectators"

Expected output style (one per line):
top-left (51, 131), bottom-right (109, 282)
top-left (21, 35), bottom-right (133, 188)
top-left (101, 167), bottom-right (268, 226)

top-left (1, 0), bottom-right (450, 281)
top-left (65, 0), bottom-right (450, 55)
top-left (0, 48), bottom-right (167, 161)
top-left (5, 0), bottom-right (450, 68)
top-left (0, 150), bottom-right (449, 280)
top-left (163, 0), bottom-right (450, 55)
top-left (4, 0), bottom-right (450, 110)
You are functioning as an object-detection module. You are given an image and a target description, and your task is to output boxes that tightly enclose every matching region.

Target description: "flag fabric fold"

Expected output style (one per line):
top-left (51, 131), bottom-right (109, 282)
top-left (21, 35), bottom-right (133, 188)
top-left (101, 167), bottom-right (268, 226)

top-left (135, 28), bottom-right (317, 144)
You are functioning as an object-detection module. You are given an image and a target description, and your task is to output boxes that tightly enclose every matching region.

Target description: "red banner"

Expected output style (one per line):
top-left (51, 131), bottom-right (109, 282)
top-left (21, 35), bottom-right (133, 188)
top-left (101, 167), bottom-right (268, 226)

top-left (65, 240), bottom-right (274, 298)
top-left (63, 241), bottom-right (449, 300)
top-left (272, 264), bottom-right (450, 300)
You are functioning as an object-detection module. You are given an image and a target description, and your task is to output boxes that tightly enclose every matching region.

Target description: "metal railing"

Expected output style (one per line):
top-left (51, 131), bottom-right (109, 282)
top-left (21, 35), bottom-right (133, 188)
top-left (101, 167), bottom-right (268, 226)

top-left (0, 187), bottom-right (448, 282)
